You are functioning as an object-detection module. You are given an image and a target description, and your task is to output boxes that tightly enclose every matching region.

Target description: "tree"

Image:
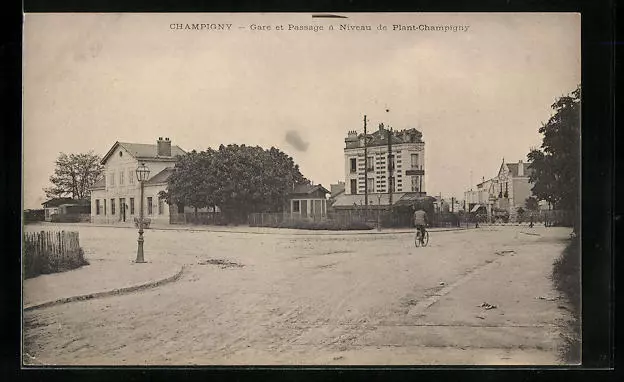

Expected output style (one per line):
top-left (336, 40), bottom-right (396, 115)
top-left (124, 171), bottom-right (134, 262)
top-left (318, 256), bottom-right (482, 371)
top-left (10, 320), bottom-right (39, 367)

top-left (213, 144), bottom-right (308, 221)
top-left (159, 150), bottom-right (213, 218)
top-left (163, 144), bottom-right (308, 223)
top-left (525, 196), bottom-right (539, 211)
top-left (527, 85), bottom-right (580, 230)
top-left (44, 152), bottom-right (104, 200)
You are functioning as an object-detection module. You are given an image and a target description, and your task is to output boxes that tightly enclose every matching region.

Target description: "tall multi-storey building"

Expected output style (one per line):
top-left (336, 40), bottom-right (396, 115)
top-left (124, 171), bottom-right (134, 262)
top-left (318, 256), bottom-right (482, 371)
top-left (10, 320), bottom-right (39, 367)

top-left (343, 123), bottom-right (426, 196)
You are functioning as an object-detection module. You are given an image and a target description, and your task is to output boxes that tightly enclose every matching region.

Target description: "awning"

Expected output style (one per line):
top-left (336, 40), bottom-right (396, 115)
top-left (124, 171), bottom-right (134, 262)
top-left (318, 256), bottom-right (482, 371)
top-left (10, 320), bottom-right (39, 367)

top-left (393, 193), bottom-right (433, 207)
top-left (470, 204), bottom-right (483, 213)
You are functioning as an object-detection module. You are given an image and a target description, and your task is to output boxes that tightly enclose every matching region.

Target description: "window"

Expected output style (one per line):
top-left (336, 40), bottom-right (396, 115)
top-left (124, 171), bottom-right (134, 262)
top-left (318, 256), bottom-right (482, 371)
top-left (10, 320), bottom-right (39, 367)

top-left (110, 172), bottom-right (115, 186)
top-left (111, 199), bottom-right (116, 215)
top-left (129, 170), bottom-right (135, 184)
top-left (366, 156), bottom-right (374, 171)
top-left (412, 176), bottom-right (420, 192)
top-left (147, 197), bottom-right (153, 215)
top-left (120, 170), bottom-right (124, 185)
top-left (367, 178), bottom-right (374, 192)
top-left (96, 200), bottom-right (101, 215)
top-left (104, 199), bottom-right (107, 215)
top-left (350, 179), bottom-right (357, 194)
top-left (130, 198), bottom-right (135, 214)
top-left (293, 200), bottom-right (300, 213)
top-left (158, 198), bottom-right (164, 215)
top-left (411, 154), bottom-right (419, 168)
top-left (350, 158), bottom-right (357, 173)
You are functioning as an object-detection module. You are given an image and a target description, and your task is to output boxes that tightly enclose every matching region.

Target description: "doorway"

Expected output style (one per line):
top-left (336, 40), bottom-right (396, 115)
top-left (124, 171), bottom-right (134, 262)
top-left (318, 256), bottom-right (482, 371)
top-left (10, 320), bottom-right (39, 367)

top-left (120, 198), bottom-right (126, 222)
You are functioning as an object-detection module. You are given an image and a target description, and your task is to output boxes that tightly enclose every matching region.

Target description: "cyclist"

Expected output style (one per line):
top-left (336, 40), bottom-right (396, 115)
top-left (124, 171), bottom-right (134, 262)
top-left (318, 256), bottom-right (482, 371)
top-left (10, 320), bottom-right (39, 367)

top-left (413, 207), bottom-right (428, 243)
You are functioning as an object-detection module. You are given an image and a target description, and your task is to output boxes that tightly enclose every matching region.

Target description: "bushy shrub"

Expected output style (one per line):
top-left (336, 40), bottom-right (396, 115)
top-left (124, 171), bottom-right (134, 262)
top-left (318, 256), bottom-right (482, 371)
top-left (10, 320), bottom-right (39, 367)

top-left (23, 209), bottom-right (45, 224)
top-left (275, 220), bottom-right (373, 231)
top-left (50, 214), bottom-right (81, 223)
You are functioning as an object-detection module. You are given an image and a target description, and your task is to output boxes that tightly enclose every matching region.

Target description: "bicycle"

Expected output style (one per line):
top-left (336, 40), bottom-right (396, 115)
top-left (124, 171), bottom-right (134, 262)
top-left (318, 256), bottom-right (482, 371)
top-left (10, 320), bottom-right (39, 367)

top-left (414, 227), bottom-right (429, 247)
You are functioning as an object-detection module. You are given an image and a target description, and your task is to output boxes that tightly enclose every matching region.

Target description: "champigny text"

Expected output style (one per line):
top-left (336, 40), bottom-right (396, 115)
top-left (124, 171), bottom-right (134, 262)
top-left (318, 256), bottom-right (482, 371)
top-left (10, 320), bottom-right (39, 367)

top-left (170, 23), bottom-right (233, 30)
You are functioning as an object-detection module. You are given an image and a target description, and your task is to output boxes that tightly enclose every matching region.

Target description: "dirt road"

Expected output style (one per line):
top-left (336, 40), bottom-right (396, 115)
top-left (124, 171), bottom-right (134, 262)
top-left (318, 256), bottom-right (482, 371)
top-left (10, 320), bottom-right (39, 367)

top-left (23, 225), bottom-right (574, 365)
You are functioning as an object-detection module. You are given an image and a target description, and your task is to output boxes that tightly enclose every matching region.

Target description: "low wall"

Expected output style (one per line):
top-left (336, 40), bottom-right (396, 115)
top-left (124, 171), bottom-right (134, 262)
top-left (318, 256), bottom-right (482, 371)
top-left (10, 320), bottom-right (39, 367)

top-left (50, 213), bottom-right (91, 223)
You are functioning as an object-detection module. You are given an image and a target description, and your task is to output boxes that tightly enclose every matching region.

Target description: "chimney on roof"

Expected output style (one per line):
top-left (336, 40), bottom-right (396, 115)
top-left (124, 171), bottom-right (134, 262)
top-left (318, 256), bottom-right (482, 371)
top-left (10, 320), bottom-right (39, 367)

top-left (518, 160), bottom-right (524, 176)
top-left (157, 137), bottom-right (172, 157)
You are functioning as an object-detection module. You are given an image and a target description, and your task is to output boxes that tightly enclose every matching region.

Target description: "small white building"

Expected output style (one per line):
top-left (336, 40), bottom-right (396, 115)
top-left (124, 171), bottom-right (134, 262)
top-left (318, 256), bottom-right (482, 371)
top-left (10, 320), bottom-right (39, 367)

top-left (287, 184), bottom-right (330, 220)
top-left (90, 138), bottom-right (186, 225)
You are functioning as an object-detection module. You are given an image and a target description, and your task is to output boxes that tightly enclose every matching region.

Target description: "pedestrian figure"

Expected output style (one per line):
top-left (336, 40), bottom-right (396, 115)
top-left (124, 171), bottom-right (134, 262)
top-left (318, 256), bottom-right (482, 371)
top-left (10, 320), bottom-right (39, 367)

top-left (529, 214), bottom-right (534, 228)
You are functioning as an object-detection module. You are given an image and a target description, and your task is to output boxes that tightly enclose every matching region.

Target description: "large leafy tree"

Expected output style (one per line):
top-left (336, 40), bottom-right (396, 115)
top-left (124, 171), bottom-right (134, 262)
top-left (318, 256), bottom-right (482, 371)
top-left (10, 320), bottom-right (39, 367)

top-left (44, 152), bottom-right (104, 199)
top-left (163, 144), bottom-right (308, 222)
top-left (159, 150), bottom-right (213, 216)
top-left (527, 85), bottom-right (580, 227)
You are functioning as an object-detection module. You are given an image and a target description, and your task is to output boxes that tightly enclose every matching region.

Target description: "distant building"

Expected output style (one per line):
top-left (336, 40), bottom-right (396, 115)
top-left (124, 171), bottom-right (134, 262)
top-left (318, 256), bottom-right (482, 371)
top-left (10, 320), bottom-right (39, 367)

top-left (42, 198), bottom-right (90, 221)
top-left (333, 124), bottom-right (427, 211)
top-left (330, 181), bottom-right (345, 198)
top-left (90, 138), bottom-right (186, 225)
top-left (465, 159), bottom-right (538, 221)
top-left (343, 123), bottom-right (426, 196)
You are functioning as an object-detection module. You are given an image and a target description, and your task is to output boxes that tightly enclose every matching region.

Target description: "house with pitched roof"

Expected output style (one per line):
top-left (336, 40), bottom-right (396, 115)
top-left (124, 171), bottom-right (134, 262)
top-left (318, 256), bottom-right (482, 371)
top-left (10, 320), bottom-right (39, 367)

top-left (90, 138), bottom-right (186, 225)
top-left (465, 158), bottom-right (537, 222)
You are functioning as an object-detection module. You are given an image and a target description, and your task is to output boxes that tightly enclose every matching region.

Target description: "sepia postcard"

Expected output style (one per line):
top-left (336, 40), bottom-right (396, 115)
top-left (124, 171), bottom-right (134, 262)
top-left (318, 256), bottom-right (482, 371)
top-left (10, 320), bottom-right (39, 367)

top-left (22, 12), bottom-right (582, 366)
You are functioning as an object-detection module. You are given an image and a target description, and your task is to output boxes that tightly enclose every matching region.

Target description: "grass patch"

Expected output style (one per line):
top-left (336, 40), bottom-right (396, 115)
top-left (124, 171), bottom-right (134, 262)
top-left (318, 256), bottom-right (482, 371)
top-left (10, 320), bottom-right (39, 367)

top-left (551, 236), bottom-right (580, 363)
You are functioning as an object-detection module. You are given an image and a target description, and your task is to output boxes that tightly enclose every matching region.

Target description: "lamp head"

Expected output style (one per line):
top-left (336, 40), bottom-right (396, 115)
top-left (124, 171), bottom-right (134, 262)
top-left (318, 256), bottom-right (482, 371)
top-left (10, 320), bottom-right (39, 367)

top-left (136, 163), bottom-right (150, 182)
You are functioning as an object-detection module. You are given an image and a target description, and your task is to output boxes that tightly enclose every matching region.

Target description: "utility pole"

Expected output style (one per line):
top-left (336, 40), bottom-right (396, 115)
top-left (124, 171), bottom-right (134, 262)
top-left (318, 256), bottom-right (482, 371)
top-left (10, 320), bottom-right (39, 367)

top-left (439, 191), bottom-right (442, 225)
top-left (363, 115), bottom-right (368, 218)
top-left (387, 127), bottom-right (393, 208)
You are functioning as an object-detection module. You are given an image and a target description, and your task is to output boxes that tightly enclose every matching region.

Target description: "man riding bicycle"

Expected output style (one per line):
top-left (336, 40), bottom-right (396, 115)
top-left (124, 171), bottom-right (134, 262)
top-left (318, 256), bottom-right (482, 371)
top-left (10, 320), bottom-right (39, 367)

top-left (413, 208), bottom-right (428, 241)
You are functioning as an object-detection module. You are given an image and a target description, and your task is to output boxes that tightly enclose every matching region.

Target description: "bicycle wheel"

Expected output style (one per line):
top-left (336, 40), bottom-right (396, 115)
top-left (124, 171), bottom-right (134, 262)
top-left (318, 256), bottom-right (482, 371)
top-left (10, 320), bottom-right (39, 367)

top-left (422, 231), bottom-right (429, 247)
top-left (414, 232), bottom-right (421, 247)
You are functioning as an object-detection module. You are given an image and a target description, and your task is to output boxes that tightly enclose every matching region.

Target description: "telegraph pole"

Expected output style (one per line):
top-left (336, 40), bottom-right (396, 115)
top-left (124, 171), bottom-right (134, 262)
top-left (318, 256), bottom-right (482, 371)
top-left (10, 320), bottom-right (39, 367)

top-left (363, 115), bottom-right (368, 218)
top-left (387, 127), bottom-right (393, 208)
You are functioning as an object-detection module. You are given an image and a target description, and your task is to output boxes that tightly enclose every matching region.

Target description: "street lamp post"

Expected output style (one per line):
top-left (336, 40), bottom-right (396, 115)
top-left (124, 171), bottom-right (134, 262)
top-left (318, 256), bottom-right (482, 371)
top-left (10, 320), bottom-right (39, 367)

top-left (135, 162), bottom-right (150, 263)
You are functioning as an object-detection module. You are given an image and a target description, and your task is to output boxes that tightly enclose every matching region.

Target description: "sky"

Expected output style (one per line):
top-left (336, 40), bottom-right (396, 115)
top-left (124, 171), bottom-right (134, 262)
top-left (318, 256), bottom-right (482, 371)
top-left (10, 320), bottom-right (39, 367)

top-left (23, 13), bottom-right (581, 209)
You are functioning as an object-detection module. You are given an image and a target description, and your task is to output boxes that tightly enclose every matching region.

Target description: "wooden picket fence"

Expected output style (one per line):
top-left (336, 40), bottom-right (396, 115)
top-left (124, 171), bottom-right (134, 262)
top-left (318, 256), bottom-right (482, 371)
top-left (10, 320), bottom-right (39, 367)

top-left (23, 230), bottom-right (88, 279)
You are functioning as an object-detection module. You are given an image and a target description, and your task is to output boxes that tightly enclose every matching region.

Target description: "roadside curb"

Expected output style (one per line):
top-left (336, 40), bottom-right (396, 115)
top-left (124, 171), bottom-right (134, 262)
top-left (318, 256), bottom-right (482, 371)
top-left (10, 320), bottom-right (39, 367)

top-left (24, 265), bottom-right (185, 312)
top-left (32, 222), bottom-right (474, 236)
